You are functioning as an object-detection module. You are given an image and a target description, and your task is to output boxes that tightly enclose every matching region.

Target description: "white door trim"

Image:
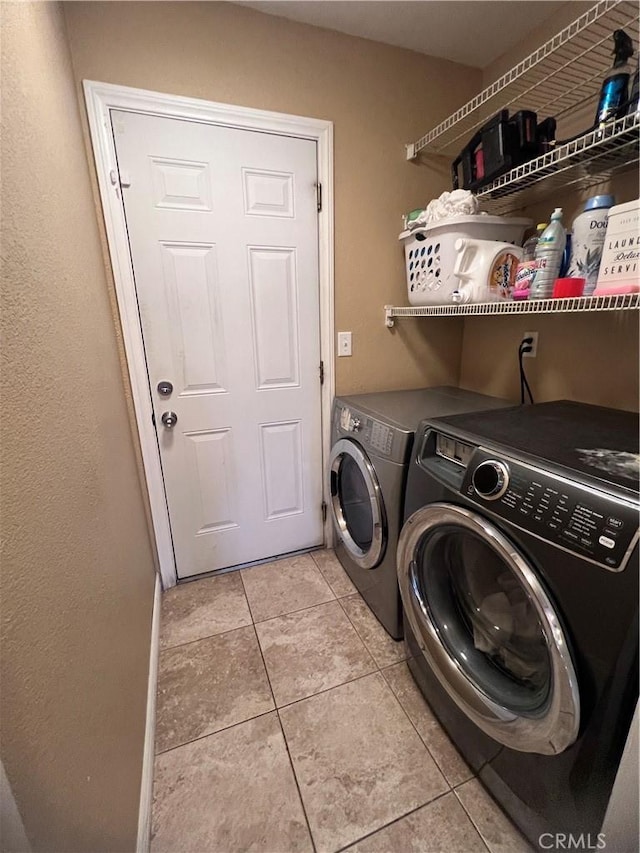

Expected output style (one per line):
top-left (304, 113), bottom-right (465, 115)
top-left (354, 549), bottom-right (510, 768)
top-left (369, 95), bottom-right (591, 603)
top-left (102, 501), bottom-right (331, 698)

top-left (83, 80), bottom-right (335, 589)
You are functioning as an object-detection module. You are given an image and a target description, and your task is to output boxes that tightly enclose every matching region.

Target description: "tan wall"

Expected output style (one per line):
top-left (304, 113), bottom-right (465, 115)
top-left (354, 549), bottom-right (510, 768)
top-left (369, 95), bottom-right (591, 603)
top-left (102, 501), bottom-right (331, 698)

top-left (0, 4), bottom-right (157, 851)
top-left (458, 2), bottom-right (639, 410)
top-left (62, 0), bottom-right (480, 395)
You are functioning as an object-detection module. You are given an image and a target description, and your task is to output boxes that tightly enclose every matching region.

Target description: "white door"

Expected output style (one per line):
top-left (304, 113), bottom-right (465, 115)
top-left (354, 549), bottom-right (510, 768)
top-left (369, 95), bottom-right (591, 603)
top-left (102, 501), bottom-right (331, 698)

top-left (112, 110), bottom-right (324, 578)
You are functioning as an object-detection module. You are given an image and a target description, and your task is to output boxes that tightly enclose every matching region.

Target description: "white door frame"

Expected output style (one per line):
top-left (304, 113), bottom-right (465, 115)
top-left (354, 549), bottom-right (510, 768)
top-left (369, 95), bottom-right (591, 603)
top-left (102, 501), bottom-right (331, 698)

top-left (83, 80), bottom-right (335, 589)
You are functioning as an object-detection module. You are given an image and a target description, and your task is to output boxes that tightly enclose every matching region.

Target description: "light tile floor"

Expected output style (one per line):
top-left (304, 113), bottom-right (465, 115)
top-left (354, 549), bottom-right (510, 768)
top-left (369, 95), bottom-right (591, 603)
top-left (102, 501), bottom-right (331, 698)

top-left (152, 549), bottom-right (533, 853)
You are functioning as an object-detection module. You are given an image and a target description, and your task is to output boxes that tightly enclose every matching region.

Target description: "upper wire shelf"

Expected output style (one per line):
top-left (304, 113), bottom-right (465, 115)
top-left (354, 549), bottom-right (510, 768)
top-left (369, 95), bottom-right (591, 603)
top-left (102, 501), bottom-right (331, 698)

top-left (384, 294), bottom-right (640, 326)
top-left (406, 0), bottom-right (640, 160)
top-left (477, 113), bottom-right (640, 214)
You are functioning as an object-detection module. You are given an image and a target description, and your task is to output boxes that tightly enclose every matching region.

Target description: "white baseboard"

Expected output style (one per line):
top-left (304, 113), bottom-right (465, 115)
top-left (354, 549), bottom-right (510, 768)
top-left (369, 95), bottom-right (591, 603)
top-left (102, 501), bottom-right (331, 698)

top-left (137, 573), bottom-right (161, 853)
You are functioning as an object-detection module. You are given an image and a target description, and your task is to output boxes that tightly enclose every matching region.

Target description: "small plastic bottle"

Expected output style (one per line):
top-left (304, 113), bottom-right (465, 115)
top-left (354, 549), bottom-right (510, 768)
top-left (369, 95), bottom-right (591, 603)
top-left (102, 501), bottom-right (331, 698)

top-left (523, 225), bottom-right (545, 261)
top-left (530, 209), bottom-right (566, 300)
top-left (512, 223), bottom-right (547, 299)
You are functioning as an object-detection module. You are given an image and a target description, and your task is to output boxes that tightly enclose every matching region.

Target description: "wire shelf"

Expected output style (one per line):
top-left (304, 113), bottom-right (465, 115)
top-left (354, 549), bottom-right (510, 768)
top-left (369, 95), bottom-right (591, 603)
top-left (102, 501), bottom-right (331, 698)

top-left (477, 114), bottom-right (640, 214)
top-left (384, 294), bottom-right (640, 326)
top-left (406, 0), bottom-right (640, 160)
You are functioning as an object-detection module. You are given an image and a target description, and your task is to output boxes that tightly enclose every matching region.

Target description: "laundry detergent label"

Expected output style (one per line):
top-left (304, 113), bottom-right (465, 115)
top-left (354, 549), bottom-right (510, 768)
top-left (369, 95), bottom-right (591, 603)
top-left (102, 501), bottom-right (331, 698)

top-left (490, 252), bottom-right (521, 299)
top-left (513, 259), bottom-right (538, 293)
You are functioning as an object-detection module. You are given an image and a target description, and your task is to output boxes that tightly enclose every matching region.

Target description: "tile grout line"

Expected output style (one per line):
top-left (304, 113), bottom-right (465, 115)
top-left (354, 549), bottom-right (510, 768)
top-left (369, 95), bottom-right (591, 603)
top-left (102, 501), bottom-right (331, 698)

top-left (157, 639), bottom-right (383, 758)
top-left (249, 621), bottom-right (318, 853)
top-left (333, 787), bottom-right (456, 853)
top-left (252, 605), bottom-right (454, 853)
top-left (158, 560), bottom-right (485, 850)
top-left (309, 552), bottom-right (357, 600)
top-left (335, 595), bottom-right (405, 671)
top-left (241, 558), bottom-right (344, 625)
top-left (154, 707), bottom-right (278, 758)
top-left (274, 709), bottom-right (318, 853)
top-left (251, 594), bottom-right (340, 628)
top-left (378, 662), bottom-right (474, 791)
top-left (155, 572), bottom-right (488, 852)
top-left (452, 783), bottom-right (497, 853)
top-left (161, 556), bottom-right (353, 654)
top-left (238, 569), bottom-right (258, 624)
top-left (158, 617), bottom-right (255, 654)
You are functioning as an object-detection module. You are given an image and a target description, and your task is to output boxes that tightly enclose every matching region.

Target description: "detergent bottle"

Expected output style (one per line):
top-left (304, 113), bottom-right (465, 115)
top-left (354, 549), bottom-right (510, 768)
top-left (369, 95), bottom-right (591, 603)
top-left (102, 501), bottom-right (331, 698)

top-left (451, 238), bottom-right (524, 303)
top-left (529, 209), bottom-right (566, 300)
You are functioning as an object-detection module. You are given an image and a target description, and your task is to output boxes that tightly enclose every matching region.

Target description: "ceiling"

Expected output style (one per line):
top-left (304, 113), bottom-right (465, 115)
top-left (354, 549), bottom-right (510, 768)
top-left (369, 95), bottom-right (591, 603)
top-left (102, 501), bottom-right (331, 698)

top-left (234, 1), bottom-right (566, 68)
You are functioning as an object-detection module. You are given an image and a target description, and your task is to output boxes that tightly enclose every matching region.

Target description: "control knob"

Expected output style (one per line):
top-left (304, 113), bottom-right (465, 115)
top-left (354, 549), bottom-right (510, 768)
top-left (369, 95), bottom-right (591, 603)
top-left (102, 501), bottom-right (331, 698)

top-left (350, 417), bottom-right (361, 432)
top-left (472, 460), bottom-right (509, 501)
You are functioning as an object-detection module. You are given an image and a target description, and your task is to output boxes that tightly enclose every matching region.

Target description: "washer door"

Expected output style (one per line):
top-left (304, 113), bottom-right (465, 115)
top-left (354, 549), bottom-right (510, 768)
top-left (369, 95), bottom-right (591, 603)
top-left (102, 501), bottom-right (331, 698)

top-left (397, 503), bottom-right (580, 755)
top-left (330, 438), bottom-right (386, 569)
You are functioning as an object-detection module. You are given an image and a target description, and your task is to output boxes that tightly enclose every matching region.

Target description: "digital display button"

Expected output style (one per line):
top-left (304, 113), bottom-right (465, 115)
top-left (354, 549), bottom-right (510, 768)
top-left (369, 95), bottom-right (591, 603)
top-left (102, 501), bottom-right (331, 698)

top-left (607, 517), bottom-right (624, 530)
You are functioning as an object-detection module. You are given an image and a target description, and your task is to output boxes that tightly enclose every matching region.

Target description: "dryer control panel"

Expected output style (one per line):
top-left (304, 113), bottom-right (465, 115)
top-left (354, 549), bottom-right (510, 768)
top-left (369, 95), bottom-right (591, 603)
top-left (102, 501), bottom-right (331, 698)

top-left (463, 448), bottom-right (639, 572)
top-left (334, 404), bottom-right (412, 464)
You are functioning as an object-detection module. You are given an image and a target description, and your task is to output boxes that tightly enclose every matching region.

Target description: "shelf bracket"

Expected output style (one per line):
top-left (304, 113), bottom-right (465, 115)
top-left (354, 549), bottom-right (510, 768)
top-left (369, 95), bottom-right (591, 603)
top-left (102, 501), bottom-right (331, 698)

top-left (405, 143), bottom-right (417, 161)
top-left (385, 306), bottom-right (395, 328)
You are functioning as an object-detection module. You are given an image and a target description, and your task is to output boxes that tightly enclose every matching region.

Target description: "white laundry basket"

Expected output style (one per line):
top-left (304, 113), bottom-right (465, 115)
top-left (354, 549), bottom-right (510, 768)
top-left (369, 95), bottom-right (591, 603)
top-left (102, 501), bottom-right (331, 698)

top-left (400, 215), bottom-right (531, 305)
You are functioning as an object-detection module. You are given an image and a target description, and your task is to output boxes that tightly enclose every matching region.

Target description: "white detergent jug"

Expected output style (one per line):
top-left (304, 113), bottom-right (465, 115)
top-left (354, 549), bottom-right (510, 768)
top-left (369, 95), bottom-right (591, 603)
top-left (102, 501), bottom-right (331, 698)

top-left (452, 237), bottom-right (524, 303)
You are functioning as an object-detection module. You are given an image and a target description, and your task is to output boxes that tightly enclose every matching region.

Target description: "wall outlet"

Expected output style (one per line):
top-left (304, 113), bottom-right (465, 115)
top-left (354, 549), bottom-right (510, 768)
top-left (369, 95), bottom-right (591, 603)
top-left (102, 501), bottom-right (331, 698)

top-left (338, 331), bottom-right (352, 357)
top-left (522, 331), bottom-right (539, 358)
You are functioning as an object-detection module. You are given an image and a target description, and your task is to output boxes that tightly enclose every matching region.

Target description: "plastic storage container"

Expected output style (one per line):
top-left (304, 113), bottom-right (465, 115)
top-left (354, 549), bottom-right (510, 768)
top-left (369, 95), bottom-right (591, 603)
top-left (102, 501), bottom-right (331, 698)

top-left (451, 238), bottom-right (523, 303)
top-left (400, 214), bottom-right (531, 305)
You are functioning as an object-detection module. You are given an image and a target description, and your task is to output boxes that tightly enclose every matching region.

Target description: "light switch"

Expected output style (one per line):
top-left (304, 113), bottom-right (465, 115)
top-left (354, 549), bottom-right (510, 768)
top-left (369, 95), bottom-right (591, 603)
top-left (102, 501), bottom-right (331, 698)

top-left (338, 331), bottom-right (352, 357)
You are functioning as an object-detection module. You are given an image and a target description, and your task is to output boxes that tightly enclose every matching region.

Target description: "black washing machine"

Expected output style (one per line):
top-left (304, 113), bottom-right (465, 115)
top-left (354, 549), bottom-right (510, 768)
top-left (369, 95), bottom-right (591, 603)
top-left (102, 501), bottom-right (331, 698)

top-left (397, 400), bottom-right (639, 848)
top-left (329, 387), bottom-right (511, 639)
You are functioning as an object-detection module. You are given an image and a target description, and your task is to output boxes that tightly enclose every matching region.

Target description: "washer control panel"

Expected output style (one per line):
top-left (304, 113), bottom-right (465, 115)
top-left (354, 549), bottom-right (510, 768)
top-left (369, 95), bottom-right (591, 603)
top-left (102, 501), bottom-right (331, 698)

top-left (462, 449), bottom-right (639, 571)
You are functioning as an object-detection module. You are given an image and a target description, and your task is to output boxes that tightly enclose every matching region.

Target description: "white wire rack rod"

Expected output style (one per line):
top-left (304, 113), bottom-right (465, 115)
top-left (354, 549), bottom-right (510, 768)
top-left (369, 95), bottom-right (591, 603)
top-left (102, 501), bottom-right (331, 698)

top-left (384, 294), bottom-right (640, 326)
top-left (405, 0), bottom-right (633, 159)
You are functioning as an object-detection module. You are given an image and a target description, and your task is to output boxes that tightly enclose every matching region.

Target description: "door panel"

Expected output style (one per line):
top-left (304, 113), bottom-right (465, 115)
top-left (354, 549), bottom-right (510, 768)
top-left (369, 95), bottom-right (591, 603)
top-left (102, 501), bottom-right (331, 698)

top-left (112, 110), bottom-right (323, 577)
top-left (329, 439), bottom-right (386, 569)
top-left (397, 503), bottom-right (580, 755)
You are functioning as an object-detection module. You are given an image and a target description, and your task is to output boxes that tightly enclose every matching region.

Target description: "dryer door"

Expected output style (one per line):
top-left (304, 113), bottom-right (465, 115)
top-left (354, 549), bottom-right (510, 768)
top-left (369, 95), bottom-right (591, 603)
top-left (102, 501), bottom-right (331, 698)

top-left (330, 438), bottom-right (386, 569)
top-left (397, 502), bottom-right (580, 755)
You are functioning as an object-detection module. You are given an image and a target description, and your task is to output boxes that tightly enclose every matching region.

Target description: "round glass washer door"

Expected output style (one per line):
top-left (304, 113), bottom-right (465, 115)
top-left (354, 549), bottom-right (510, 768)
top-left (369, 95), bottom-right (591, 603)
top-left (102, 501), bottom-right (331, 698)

top-left (397, 502), bottom-right (580, 755)
top-left (330, 438), bottom-right (386, 569)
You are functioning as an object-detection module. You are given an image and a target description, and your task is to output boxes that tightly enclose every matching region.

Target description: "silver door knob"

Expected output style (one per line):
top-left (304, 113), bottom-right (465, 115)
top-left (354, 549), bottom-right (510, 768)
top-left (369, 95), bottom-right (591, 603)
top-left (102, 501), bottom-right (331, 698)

top-left (161, 411), bottom-right (178, 429)
top-left (157, 380), bottom-right (173, 397)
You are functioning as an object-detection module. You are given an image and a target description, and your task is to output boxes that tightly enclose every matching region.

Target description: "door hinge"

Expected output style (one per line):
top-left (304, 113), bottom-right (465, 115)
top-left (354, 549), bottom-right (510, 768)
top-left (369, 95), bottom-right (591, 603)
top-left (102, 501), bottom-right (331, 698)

top-left (316, 182), bottom-right (322, 212)
top-left (322, 500), bottom-right (327, 524)
top-left (319, 360), bottom-right (324, 384)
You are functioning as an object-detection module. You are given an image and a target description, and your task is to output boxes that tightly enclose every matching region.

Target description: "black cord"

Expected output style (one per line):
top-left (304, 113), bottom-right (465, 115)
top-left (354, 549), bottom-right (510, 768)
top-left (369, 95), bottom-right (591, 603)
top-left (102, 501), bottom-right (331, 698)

top-left (518, 341), bottom-right (535, 405)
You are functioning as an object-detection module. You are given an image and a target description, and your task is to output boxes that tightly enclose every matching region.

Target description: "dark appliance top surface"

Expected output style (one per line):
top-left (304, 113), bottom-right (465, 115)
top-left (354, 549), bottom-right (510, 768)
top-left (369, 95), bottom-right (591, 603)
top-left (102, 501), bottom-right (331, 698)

top-left (336, 386), bottom-right (512, 434)
top-left (431, 400), bottom-right (640, 496)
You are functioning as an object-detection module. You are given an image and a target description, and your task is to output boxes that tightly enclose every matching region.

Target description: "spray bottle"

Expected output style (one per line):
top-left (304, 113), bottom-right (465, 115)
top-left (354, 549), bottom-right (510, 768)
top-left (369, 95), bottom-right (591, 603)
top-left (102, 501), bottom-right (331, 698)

top-left (595, 30), bottom-right (634, 126)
